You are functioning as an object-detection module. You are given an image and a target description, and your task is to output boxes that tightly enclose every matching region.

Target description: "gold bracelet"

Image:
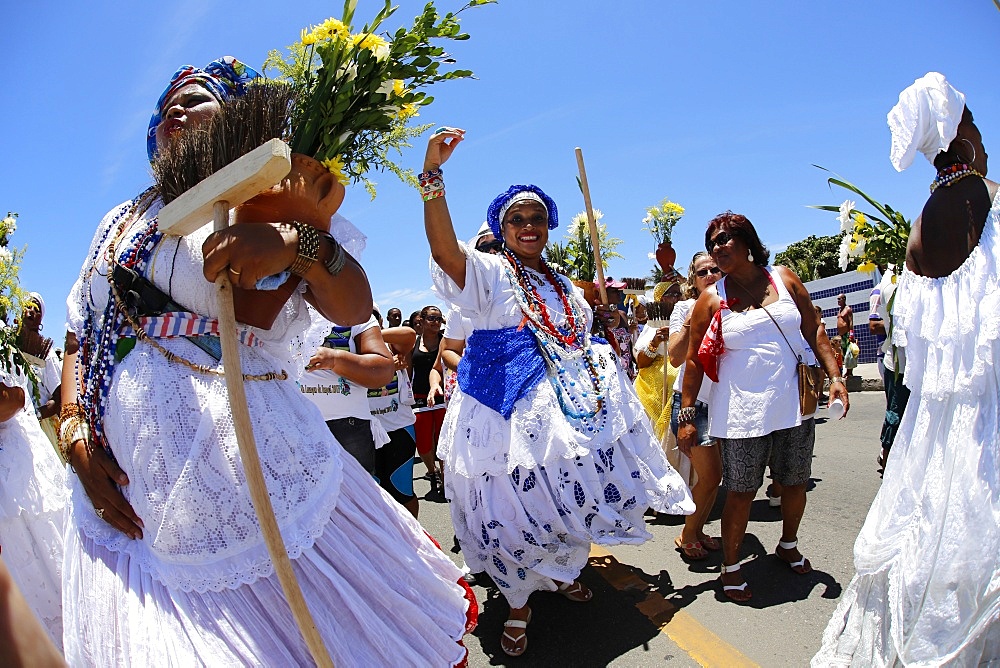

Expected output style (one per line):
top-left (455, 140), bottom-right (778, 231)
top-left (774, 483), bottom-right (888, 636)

top-left (288, 222), bottom-right (320, 277)
top-left (60, 402), bottom-right (85, 422)
top-left (59, 417), bottom-right (90, 462)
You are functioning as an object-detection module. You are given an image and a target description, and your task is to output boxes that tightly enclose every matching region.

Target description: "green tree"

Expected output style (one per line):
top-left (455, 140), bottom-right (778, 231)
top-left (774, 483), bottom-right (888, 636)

top-left (774, 234), bottom-right (857, 280)
top-left (544, 209), bottom-right (624, 282)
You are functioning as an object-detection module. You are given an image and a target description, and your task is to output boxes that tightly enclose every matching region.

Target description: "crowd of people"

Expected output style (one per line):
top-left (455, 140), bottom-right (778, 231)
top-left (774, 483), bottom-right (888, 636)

top-left (0, 61), bottom-right (996, 667)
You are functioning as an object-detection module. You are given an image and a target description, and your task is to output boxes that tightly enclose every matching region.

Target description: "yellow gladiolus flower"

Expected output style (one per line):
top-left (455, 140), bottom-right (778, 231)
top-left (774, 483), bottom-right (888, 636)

top-left (321, 18), bottom-right (350, 40)
top-left (321, 157), bottom-right (351, 186)
top-left (392, 79), bottom-right (405, 97)
top-left (857, 261), bottom-right (877, 273)
top-left (353, 33), bottom-right (390, 59)
top-left (300, 28), bottom-right (318, 45)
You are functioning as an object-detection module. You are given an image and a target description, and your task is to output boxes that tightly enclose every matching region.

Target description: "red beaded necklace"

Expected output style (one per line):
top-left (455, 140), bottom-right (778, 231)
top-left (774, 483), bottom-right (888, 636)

top-left (504, 250), bottom-right (579, 346)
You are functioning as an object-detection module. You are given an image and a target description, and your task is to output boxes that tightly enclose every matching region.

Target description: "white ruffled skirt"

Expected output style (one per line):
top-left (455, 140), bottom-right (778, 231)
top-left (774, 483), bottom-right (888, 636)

top-left (442, 345), bottom-right (694, 609)
top-left (63, 454), bottom-right (472, 667)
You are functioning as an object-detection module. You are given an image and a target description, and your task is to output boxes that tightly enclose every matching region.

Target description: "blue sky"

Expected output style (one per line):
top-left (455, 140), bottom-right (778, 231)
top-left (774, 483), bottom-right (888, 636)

top-left (2, 1), bottom-right (998, 335)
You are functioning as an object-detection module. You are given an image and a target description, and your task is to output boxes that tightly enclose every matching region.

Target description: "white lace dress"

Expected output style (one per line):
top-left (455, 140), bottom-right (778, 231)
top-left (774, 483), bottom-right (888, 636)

top-left (813, 189), bottom-right (1000, 666)
top-left (432, 248), bottom-right (693, 608)
top-left (0, 364), bottom-right (66, 648)
top-left (63, 199), bottom-right (471, 666)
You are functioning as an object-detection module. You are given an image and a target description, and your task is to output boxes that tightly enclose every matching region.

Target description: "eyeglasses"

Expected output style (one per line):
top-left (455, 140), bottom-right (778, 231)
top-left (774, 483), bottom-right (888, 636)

top-left (708, 231), bottom-right (735, 251)
top-left (696, 266), bottom-right (722, 277)
top-left (423, 315), bottom-right (443, 323)
top-left (476, 239), bottom-right (504, 253)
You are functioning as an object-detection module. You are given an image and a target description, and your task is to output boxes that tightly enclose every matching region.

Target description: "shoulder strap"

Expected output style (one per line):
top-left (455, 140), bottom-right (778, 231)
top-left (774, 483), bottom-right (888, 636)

top-left (727, 268), bottom-right (801, 362)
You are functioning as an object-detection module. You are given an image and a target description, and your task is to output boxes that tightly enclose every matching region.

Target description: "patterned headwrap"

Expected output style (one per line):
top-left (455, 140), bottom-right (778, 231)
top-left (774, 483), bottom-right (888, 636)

top-left (887, 72), bottom-right (966, 172)
top-left (652, 281), bottom-right (676, 302)
top-left (486, 185), bottom-right (559, 238)
top-left (146, 56), bottom-right (262, 161)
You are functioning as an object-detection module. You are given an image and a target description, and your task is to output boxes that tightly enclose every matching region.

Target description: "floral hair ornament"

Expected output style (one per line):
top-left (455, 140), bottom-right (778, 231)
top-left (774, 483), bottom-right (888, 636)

top-left (146, 56), bottom-right (262, 161)
top-left (486, 185), bottom-right (559, 238)
top-left (887, 72), bottom-right (965, 172)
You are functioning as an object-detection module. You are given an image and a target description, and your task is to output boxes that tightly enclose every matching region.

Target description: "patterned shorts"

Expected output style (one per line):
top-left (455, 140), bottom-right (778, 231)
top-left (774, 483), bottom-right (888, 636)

top-left (719, 419), bottom-right (815, 493)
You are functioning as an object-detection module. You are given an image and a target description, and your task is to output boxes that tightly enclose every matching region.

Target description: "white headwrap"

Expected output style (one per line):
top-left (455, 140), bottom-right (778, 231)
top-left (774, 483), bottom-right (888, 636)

top-left (28, 292), bottom-right (45, 319)
top-left (887, 72), bottom-right (966, 172)
top-left (498, 191), bottom-right (546, 224)
top-left (468, 221), bottom-right (493, 247)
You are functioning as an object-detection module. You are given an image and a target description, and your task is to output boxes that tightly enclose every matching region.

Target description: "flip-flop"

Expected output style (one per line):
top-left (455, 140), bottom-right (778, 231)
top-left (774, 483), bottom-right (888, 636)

top-left (720, 562), bottom-right (751, 602)
top-left (556, 580), bottom-right (593, 602)
top-left (699, 534), bottom-right (721, 551)
top-left (675, 536), bottom-right (708, 560)
top-left (501, 609), bottom-right (532, 657)
top-left (776, 539), bottom-right (812, 574)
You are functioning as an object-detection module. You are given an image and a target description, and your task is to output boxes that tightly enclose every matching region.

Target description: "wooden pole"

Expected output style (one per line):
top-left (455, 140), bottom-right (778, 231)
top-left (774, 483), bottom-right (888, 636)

top-left (574, 147), bottom-right (609, 306)
top-left (212, 202), bottom-right (334, 668)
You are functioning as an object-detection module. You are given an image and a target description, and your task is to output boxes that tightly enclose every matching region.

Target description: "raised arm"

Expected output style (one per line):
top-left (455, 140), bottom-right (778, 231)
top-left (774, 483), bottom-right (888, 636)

top-left (422, 128), bottom-right (467, 290)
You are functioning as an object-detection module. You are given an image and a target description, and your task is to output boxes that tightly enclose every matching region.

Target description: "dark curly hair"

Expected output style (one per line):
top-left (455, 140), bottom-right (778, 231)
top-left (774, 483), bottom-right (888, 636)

top-left (704, 211), bottom-right (770, 266)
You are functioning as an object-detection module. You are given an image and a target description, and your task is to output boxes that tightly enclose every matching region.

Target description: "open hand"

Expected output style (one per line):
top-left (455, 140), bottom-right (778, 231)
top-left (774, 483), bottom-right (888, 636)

top-left (70, 440), bottom-right (143, 539)
top-left (424, 127), bottom-right (466, 172)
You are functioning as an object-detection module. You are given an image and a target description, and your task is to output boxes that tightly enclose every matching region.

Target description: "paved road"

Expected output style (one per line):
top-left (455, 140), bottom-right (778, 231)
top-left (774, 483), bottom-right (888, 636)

top-left (415, 392), bottom-right (887, 667)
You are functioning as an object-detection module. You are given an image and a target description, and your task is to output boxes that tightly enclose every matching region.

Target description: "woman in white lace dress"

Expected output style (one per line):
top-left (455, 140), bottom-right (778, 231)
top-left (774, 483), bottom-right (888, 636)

top-left (421, 127), bottom-right (694, 657)
top-left (59, 57), bottom-right (474, 666)
top-left (814, 73), bottom-right (999, 666)
top-left (0, 354), bottom-right (66, 649)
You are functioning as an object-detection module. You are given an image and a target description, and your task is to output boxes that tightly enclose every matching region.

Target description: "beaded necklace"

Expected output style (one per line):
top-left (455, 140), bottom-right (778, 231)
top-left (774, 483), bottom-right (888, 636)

top-left (930, 163), bottom-right (983, 193)
top-left (502, 249), bottom-right (608, 432)
top-left (79, 189), bottom-right (160, 458)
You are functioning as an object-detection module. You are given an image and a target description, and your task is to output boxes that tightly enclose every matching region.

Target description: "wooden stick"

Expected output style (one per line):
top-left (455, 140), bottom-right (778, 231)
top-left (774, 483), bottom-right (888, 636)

top-left (574, 147), bottom-right (608, 306)
top-left (212, 201), bottom-right (334, 668)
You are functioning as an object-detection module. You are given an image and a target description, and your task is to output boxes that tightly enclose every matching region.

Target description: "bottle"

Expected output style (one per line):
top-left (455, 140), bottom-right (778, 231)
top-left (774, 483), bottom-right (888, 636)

top-left (828, 398), bottom-right (845, 420)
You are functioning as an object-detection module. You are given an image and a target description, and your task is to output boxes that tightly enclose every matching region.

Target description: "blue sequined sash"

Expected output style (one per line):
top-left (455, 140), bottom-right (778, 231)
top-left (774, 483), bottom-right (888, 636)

top-left (457, 326), bottom-right (547, 420)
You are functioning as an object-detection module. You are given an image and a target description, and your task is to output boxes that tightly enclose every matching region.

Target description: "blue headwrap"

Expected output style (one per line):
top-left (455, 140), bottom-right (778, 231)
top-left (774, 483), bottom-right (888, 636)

top-left (485, 184), bottom-right (559, 238)
top-left (146, 56), bottom-right (261, 161)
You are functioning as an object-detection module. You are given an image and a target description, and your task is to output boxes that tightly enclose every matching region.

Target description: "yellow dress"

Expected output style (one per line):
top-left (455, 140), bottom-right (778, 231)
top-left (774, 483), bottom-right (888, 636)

top-left (633, 341), bottom-right (677, 440)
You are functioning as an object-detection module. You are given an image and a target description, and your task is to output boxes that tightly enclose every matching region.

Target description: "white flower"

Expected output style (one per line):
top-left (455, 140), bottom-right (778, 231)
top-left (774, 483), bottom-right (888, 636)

top-left (838, 199), bottom-right (855, 233)
top-left (376, 79), bottom-right (395, 96)
top-left (0, 247), bottom-right (11, 268)
top-left (851, 236), bottom-right (866, 258)
top-left (838, 233), bottom-right (851, 270)
top-left (647, 252), bottom-right (656, 260)
top-left (371, 42), bottom-right (390, 61)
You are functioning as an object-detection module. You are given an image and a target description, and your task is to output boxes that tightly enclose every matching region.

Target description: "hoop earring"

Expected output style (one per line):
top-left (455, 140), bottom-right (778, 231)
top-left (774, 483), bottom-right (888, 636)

top-left (747, 250), bottom-right (754, 263)
top-left (962, 138), bottom-right (976, 164)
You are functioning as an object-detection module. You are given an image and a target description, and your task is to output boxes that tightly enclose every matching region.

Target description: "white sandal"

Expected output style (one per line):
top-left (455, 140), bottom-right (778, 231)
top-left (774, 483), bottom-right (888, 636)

top-left (720, 562), bottom-right (751, 601)
top-left (501, 610), bottom-right (532, 657)
top-left (556, 580), bottom-right (593, 602)
top-left (776, 539), bottom-right (812, 574)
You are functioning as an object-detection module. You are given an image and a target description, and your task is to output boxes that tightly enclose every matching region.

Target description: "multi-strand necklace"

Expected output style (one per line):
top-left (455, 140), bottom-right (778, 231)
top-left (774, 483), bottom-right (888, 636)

top-left (930, 163), bottom-right (983, 193)
top-left (503, 249), bottom-right (608, 432)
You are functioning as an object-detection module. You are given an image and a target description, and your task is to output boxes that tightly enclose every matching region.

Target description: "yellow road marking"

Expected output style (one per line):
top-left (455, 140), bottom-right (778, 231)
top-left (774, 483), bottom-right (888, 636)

top-left (588, 545), bottom-right (759, 668)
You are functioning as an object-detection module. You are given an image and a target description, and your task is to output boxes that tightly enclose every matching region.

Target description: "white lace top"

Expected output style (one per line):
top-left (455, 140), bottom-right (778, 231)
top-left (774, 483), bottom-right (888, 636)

top-left (431, 246), bottom-right (652, 477)
top-left (66, 198), bottom-right (343, 593)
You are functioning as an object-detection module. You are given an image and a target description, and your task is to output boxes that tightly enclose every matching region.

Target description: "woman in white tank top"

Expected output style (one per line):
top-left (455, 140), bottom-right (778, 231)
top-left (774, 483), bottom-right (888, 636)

top-left (677, 212), bottom-right (848, 602)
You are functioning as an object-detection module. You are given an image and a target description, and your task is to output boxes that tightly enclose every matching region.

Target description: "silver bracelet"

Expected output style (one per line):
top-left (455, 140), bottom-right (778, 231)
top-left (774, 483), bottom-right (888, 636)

top-left (677, 406), bottom-right (697, 424)
top-left (321, 233), bottom-right (347, 276)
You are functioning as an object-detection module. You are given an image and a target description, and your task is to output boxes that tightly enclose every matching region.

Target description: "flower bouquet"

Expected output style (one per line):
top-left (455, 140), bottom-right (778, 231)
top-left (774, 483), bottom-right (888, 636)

top-left (265, 0), bottom-right (493, 197)
top-left (643, 198), bottom-right (684, 273)
top-left (811, 167), bottom-right (911, 275)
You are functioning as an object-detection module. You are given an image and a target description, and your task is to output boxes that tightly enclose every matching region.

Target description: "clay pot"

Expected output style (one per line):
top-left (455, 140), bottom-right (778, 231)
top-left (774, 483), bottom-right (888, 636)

top-left (655, 241), bottom-right (676, 275)
top-left (572, 280), bottom-right (598, 307)
top-left (231, 153), bottom-right (346, 329)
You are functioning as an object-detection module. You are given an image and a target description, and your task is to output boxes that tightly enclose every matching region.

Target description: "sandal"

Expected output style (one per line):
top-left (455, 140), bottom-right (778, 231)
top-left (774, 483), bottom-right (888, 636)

top-left (674, 536), bottom-right (708, 560)
top-left (720, 562), bottom-right (752, 602)
top-left (556, 580), bottom-right (593, 602)
top-left (501, 609), bottom-right (531, 657)
top-left (776, 539), bottom-right (812, 574)
top-left (699, 534), bottom-right (721, 551)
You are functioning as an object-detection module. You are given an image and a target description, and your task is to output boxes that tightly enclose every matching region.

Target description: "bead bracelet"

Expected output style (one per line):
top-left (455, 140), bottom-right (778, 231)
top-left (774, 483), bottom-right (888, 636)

top-left (677, 406), bottom-right (697, 424)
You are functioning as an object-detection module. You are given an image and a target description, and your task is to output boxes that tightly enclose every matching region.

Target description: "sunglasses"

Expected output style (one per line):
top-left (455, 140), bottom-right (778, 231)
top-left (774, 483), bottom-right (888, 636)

top-left (696, 266), bottom-right (722, 277)
top-left (476, 239), bottom-right (504, 253)
top-left (708, 231), bottom-right (735, 251)
top-left (664, 291), bottom-right (682, 299)
top-left (423, 315), bottom-right (443, 323)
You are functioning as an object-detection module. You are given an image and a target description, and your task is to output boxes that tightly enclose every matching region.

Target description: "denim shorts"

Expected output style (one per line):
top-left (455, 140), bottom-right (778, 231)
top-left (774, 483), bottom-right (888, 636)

top-left (669, 392), bottom-right (715, 446)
